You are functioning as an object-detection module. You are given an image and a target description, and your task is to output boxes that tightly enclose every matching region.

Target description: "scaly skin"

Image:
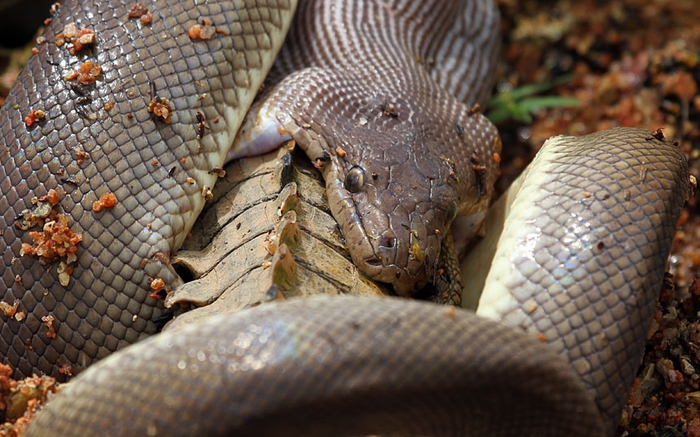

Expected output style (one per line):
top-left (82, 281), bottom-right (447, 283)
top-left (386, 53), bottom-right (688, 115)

top-left (0, 0), bottom-right (690, 435)
top-left (0, 0), bottom-right (297, 377)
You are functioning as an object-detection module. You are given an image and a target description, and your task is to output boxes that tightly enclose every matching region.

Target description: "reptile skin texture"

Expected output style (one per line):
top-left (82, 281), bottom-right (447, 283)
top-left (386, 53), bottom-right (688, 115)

top-left (0, 0), bottom-right (296, 377)
top-left (477, 127), bottom-right (691, 432)
top-left (25, 128), bottom-right (689, 437)
top-left (25, 295), bottom-right (604, 436)
top-left (0, 0), bottom-right (690, 436)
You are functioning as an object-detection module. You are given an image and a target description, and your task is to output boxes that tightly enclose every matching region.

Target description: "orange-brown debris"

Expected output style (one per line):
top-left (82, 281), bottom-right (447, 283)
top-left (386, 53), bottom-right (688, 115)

top-left (128, 3), bottom-right (148, 18)
top-left (0, 364), bottom-right (60, 435)
top-left (92, 192), bottom-right (117, 213)
top-left (128, 4), bottom-right (152, 24)
top-left (188, 19), bottom-right (227, 40)
top-left (41, 315), bottom-right (56, 339)
top-left (20, 213), bottom-right (81, 265)
top-left (64, 61), bottom-right (101, 84)
top-left (149, 277), bottom-right (167, 300)
top-left (23, 109), bottom-right (45, 128)
top-left (18, 190), bottom-right (82, 283)
top-left (147, 97), bottom-right (173, 123)
top-left (0, 301), bottom-right (24, 322)
top-left (57, 364), bottom-right (72, 377)
top-left (55, 23), bottom-right (96, 55)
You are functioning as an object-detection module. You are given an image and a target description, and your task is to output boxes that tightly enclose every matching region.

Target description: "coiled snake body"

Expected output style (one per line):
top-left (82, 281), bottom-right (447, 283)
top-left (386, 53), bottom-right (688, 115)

top-left (0, 0), bottom-right (690, 435)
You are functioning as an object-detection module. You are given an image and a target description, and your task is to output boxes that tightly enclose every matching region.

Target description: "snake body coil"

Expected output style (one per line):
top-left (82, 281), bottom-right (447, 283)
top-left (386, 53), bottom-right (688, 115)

top-left (1, 0), bottom-right (296, 377)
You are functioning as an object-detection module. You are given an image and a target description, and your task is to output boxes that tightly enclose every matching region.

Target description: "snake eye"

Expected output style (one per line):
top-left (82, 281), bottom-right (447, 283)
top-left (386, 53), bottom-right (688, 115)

top-left (344, 166), bottom-right (365, 193)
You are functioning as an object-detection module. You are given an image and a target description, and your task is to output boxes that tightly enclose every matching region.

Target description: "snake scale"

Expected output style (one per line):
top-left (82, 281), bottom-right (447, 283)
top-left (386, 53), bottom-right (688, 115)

top-left (0, 0), bottom-right (690, 435)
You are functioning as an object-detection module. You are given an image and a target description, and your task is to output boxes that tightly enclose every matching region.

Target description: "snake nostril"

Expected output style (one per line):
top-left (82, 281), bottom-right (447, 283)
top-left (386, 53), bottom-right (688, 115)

top-left (377, 235), bottom-right (396, 249)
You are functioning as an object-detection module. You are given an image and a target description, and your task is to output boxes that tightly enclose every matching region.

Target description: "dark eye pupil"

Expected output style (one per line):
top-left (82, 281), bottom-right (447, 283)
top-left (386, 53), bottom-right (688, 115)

top-left (344, 166), bottom-right (365, 193)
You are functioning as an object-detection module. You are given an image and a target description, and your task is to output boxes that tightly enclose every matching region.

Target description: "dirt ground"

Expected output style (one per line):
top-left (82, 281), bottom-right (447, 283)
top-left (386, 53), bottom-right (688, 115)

top-left (1, 0), bottom-right (699, 435)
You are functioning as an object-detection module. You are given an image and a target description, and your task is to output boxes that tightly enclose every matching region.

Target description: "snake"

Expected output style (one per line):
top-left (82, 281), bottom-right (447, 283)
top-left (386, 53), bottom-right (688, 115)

top-left (0, 0), bottom-right (690, 435)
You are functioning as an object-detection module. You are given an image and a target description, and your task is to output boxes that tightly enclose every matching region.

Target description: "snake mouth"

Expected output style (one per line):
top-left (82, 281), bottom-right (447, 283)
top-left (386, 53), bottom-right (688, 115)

top-left (364, 256), bottom-right (384, 267)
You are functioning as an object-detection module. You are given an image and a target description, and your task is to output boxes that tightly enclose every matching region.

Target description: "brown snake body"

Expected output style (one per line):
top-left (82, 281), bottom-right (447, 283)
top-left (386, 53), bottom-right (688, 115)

top-left (0, 0), bottom-right (690, 435)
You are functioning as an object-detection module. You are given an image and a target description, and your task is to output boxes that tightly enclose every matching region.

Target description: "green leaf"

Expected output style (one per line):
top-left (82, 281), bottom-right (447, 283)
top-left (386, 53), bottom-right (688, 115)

top-left (516, 96), bottom-right (580, 112)
top-left (486, 74), bottom-right (579, 125)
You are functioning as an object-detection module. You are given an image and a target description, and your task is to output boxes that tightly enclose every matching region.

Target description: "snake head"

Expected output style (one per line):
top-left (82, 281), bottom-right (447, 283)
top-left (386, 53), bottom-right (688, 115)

top-left (295, 95), bottom-right (500, 296)
top-left (239, 68), bottom-right (500, 296)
